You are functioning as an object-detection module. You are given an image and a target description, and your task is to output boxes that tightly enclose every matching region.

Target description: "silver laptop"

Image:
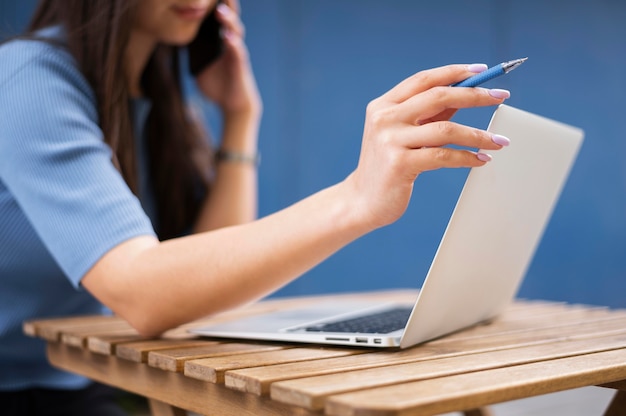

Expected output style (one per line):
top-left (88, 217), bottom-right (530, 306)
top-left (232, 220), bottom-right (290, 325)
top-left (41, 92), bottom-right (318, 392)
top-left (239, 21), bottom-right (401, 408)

top-left (191, 105), bottom-right (584, 348)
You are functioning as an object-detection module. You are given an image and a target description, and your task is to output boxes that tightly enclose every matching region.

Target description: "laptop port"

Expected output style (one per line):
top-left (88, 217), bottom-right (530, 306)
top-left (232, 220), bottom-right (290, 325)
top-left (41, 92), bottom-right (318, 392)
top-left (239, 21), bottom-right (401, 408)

top-left (373, 338), bottom-right (382, 344)
top-left (355, 337), bottom-right (368, 343)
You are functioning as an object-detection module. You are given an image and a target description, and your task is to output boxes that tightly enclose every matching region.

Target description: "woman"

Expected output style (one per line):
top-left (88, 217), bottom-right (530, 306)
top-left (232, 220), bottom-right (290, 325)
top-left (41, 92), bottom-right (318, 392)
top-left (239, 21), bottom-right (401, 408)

top-left (0, 0), bottom-right (510, 413)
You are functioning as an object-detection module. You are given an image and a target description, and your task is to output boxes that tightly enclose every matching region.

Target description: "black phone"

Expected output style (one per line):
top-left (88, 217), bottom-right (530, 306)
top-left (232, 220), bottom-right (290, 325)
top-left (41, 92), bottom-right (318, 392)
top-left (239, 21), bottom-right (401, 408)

top-left (187, 2), bottom-right (223, 76)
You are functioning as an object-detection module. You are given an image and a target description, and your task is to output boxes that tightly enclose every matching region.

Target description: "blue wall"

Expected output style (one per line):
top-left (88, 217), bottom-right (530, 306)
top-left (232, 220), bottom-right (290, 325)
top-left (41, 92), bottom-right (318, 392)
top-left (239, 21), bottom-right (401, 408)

top-left (2, 1), bottom-right (625, 307)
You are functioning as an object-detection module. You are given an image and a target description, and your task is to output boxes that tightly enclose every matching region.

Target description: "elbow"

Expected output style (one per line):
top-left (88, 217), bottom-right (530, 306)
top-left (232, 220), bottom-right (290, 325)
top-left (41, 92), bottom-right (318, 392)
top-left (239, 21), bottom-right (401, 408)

top-left (84, 275), bottom-right (184, 337)
top-left (128, 316), bottom-right (162, 338)
top-left (81, 236), bottom-right (174, 337)
top-left (123, 311), bottom-right (169, 338)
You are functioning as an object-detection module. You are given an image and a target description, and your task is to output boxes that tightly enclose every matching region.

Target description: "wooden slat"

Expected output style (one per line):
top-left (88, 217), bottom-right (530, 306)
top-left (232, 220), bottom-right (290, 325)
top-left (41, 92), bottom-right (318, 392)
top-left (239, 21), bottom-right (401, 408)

top-left (23, 315), bottom-right (123, 341)
top-left (225, 314), bottom-right (626, 395)
top-left (271, 332), bottom-right (626, 410)
top-left (184, 347), bottom-right (366, 383)
top-left (148, 343), bottom-right (287, 372)
top-left (117, 339), bottom-right (217, 363)
top-left (87, 328), bottom-right (200, 356)
top-left (424, 305), bottom-right (621, 343)
top-left (432, 312), bottom-right (626, 347)
top-left (493, 301), bottom-right (601, 319)
top-left (46, 342), bottom-right (316, 416)
top-left (324, 348), bottom-right (626, 416)
top-left (88, 334), bottom-right (153, 355)
top-left (60, 323), bottom-right (137, 348)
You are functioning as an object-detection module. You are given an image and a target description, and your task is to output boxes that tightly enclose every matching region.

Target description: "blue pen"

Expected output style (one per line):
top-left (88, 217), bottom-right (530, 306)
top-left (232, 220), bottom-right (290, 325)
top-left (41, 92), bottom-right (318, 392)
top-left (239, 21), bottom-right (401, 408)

top-left (453, 57), bottom-right (527, 87)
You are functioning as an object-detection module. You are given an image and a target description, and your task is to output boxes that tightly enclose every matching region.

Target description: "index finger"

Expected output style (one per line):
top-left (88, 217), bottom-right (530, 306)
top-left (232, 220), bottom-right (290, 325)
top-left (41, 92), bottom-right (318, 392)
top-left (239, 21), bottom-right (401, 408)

top-left (382, 64), bottom-right (487, 104)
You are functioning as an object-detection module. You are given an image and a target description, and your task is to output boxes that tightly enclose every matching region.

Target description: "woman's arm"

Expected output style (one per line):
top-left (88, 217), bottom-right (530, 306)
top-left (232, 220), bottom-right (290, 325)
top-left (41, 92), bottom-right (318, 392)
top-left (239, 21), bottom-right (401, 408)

top-left (84, 181), bottom-right (364, 336)
top-left (82, 64), bottom-right (511, 337)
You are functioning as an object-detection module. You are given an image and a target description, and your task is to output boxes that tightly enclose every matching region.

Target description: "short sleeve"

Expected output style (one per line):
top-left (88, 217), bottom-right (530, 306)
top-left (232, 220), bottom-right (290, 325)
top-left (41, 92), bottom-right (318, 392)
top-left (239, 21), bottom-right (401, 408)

top-left (0, 39), bottom-right (156, 287)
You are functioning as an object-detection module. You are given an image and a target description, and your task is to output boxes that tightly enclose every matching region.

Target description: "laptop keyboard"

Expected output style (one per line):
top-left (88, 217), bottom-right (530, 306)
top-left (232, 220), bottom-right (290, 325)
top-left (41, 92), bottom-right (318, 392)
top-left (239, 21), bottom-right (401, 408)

top-left (303, 307), bottom-right (412, 334)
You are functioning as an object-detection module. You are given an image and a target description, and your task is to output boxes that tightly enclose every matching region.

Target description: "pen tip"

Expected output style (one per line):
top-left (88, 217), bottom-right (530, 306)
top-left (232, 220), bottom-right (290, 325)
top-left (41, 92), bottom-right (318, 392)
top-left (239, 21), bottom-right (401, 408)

top-left (502, 57), bottom-right (528, 73)
top-left (515, 58), bottom-right (528, 67)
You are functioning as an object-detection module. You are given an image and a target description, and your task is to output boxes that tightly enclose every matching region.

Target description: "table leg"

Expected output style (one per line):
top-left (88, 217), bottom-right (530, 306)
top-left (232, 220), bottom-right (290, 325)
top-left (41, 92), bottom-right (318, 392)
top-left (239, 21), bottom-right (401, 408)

top-left (600, 380), bottom-right (626, 392)
top-left (603, 390), bottom-right (626, 416)
top-left (149, 399), bottom-right (188, 416)
top-left (463, 407), bottom-right (493, 416)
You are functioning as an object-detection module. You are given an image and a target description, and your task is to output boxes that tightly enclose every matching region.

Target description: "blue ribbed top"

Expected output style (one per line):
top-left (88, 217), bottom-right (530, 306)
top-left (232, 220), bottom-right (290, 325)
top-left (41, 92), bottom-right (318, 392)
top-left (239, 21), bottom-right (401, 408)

top-left (0, 29), bottom-right (156, 390)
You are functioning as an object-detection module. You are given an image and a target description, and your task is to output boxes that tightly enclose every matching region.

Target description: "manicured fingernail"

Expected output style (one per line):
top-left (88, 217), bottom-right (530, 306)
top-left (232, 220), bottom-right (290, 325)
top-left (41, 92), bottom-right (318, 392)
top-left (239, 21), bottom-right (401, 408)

top-left (489, 89), bottom-right (511, 99)
top-left (467, 63), bottom-right (488, 73)
top-left (217, 3), bottom-right (230, 15)
top-left (491, 134), bottom-right (510, 147)
top-left (477, 152), bottom-right (492, 162)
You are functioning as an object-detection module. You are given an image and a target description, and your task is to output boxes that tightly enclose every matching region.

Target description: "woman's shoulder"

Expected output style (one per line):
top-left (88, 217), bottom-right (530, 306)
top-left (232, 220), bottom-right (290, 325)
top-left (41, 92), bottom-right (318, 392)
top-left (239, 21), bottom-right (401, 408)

top-left (0, 27), bottom-right (95, 104)
top-left (0, 26), bottom-right (76, 78)
top-left (1, 26), bottom-right (65, 56)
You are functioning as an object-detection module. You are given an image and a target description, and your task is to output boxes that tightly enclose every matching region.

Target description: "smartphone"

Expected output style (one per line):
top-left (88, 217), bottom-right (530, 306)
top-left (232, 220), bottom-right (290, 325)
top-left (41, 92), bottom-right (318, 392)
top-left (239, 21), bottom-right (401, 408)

top-left (188, 1), bottom-right (223, 76)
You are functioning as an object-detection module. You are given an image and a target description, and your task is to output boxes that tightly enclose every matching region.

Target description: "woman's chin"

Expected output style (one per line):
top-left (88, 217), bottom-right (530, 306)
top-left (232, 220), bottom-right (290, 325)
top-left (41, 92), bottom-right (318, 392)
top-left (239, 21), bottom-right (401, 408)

top-left (163, 28), bottom-right (202, 47)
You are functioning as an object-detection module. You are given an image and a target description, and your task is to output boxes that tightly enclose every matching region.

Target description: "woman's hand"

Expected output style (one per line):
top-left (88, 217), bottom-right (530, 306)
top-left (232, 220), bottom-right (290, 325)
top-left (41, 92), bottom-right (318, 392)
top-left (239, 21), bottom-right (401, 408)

top-left (195, 0), bottom-right (261, 118)
top-left (343, 64), bottom-right (512, 230)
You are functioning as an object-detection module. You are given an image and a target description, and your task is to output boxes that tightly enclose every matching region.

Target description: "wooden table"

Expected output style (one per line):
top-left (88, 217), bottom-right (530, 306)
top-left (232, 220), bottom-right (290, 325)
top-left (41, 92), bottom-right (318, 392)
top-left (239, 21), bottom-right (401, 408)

top-left (24, 290), bottom-right (626, 416)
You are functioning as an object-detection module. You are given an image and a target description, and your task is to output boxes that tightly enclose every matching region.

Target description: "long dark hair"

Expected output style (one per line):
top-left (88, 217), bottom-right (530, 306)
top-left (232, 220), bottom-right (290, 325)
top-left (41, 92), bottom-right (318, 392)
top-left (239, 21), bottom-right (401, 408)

top-left (28, 0), bottom-right (213, 240)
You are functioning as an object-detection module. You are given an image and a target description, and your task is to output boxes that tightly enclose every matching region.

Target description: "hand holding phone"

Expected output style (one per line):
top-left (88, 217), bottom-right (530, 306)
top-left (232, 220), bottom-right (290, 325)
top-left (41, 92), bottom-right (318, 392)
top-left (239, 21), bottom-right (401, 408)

top-left (188, 1), bottom-right (223, 76)
top-left (192, 0), bottom-right (262, 116)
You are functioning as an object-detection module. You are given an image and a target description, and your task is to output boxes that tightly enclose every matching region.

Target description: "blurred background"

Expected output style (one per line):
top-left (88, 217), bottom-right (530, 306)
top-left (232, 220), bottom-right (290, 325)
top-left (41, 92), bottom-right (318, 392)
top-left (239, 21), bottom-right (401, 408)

top-left (2, 0), bottom-right (625, 308)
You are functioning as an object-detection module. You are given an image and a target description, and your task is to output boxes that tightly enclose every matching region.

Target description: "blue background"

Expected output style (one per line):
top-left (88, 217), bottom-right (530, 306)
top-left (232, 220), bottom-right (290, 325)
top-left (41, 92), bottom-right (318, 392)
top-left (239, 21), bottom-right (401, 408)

top-left (2, 1), bottom-right (625, 307)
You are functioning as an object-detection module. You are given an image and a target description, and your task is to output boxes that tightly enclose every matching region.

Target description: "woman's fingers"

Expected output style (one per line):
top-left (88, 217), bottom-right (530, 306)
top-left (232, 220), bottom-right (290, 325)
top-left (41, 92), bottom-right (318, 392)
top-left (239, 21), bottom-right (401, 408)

top-left (382, 64), bottom-right (488, 104)
top-left (216, 2), bottom-right (245, 38)
top-left (418, 107), bottom-right (457, 125)
top-left (222, 0), bottom-right (240, 15)
top-left (372, 66), bottom-right (510, 126)
top-left (365, 83), bottom-right (510, 154)
top-left (398, 86), bottom-right (509, 125)
top-left (399, 120), bottom-right (510, 150)
top-left (406, 147), bottom-right (493, 174)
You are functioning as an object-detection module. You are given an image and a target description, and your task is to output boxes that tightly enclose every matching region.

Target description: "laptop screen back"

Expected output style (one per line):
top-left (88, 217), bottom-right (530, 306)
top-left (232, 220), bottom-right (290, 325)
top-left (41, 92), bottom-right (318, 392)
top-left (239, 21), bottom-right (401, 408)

top-left (400, 104), bottom-right (584, 348)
